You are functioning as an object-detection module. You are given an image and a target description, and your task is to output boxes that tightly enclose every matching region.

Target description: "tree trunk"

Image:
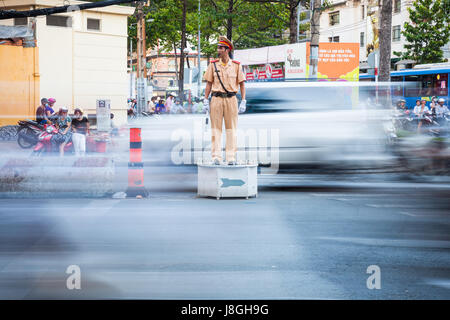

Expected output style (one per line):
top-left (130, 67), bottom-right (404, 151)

top-left (309, 0), bottom-right (321, 79)
top-left (179, 0), bottom-right (187, 99)
top-left (173, 42), bottom-right (179, 89)
top-left (289, 3), bottom-right (297, 44)
top-left (379, 0), bottom-right (392, 82)
top-left (227, 0), bottom-right (234, 40)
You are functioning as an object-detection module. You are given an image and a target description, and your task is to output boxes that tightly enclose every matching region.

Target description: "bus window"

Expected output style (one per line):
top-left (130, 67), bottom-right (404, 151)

top-left (421, 74), bottom-right (433, 96)
top-left (434, 73), bottom-right (448, 96)
top-left (391, 76), bottom-right (403, 96)
top-left (405, 75), bottom-right (421, 97)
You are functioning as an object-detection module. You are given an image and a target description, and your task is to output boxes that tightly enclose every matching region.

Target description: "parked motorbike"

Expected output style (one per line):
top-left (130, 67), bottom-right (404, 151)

top-left (31, 123), bottom-right (73, 156)
top-left (17, 119), bottom-right (45, 149)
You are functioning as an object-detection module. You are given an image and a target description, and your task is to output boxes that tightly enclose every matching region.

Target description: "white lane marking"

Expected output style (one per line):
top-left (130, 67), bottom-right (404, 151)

top-left (399, 211), bottom-right (419, 217)
top-left (398, 211), bottom-right (449, 218)
top-left (318, 237), bottom-right (450, 249)
top-left (366, 204), bottom-right (417, 208)
top-left (309, 193), bottom-right (387, 198)
top-left (424, 279), bottom-right (450, 290)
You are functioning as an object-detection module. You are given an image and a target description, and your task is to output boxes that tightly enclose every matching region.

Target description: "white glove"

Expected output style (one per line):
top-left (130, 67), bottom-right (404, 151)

top-left (202, 98), bottom-right (210, 113)
top-left (239, 99), bottom-right (246, 113)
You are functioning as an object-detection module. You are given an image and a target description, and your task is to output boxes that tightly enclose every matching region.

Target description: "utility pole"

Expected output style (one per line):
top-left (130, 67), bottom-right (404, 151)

top-left (136, 1), bottom-right (148, 116)
top-left (129, 37), bottom-right (133, 99)
top-left (179, 0), bottom-right (187, 100)
top-left (309, 0), bottom-right (321, 79)
top-left (197, 0), bottom-right (201, 98)
top-left (297, 3), bottom-right (301, 43)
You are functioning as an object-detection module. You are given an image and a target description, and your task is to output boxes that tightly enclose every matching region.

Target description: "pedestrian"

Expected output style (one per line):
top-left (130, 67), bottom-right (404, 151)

top-left (202, 36), bottom-right (246, 165)
top-left (71, 108), bottom-right (90, 156)
top-left (165, 93), bottom-right (175, 113)
top-left (171, 98), bottom-right (186, 114)
top-left (155, 99), bottom-right (166, 114)
top-left (55, 107), bottom-right (72, 157)
top-left (196, 98), bottom-right (204, 113)
top-left (149, 96), bottom-right (158, 114)
top-left (36, 98), bottom-right (48, 125)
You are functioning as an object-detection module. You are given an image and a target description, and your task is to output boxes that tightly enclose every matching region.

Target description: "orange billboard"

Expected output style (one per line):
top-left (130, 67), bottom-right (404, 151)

top-left (306, 42), bottom-right (359, 81)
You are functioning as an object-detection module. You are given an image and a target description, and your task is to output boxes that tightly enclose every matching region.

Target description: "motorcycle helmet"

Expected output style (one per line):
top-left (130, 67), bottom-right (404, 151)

top-left (48, 98), bottom-right (56, 104)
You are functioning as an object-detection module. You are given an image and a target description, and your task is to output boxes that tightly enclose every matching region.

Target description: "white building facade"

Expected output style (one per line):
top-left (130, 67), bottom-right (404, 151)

top-left (0, 0), bottom-right (134, 125)
top-left (319, 0), bottom-right (414, 65)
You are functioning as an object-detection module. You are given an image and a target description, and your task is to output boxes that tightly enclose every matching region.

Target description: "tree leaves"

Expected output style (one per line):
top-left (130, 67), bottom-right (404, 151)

top-left (396, 0), bottom-right (450, 64)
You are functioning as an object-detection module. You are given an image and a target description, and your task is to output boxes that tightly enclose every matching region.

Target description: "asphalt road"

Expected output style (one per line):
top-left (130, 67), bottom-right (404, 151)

top-left (0, 176), bottom-right (449, 299)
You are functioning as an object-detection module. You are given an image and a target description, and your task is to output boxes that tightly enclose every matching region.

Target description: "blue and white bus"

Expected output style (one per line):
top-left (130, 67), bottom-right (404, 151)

top-left (359, 63), bottom-right (450, 108)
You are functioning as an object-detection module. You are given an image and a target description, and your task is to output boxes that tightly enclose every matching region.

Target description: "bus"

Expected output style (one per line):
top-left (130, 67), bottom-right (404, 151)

top-left (359, 63), bottom-right (450, 108)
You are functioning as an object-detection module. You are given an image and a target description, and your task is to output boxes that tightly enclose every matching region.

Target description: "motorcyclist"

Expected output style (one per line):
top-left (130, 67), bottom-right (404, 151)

top-left (435, 98), bottom-right (449, 127)
top-left (46, 98), bottom-right (56, 118)
top-left (435, 98), bottom-right (449, 117)
top-left (36, 98), bottom-right (48, 125)
top-left (415, 99), bottom-right (430, 133)
top-left (54, 107), bottom-right (72, 157)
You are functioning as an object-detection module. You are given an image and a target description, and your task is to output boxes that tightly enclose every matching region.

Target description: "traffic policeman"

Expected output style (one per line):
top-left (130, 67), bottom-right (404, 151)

top-left (203, 36), bottom-right (246, 165)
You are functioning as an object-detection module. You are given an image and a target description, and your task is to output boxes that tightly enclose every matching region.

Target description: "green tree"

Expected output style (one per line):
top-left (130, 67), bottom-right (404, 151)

top-left (394, 0), bottom-right (450, 64)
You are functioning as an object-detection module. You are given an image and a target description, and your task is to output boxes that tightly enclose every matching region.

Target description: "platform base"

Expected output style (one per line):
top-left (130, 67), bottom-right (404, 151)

top-left (126, 187), bottom-right (149, 198)
top-left (197, 163), bottom-right (258, 199)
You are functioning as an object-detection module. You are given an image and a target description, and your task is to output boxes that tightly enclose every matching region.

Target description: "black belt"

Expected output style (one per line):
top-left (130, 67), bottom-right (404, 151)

top-left (212, 91), bottom-right (236, 98)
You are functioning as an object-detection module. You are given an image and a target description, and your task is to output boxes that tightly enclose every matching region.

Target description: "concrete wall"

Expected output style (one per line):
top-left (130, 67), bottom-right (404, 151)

top-left (0, 1), bottom-right (134, 126)
top-left (0, 44), bottom-right (40, 126)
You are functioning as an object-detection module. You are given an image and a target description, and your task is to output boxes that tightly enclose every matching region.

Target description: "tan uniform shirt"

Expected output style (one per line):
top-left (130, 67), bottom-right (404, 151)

top-left (203, 58), bottom-right (245, 93)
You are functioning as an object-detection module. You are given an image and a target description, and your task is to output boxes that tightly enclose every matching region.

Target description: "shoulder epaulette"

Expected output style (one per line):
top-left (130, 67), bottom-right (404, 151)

top-left (211, 59), bottom-right (219, 63)
top-left (232, 60), bottom-right (240, 64)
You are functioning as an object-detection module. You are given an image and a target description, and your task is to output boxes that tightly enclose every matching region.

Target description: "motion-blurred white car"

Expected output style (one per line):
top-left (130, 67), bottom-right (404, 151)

top-left (137, 81), bottom-right (395, 172)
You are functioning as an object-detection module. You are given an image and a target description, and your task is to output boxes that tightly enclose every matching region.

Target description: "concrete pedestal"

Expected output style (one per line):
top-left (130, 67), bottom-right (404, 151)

top-left (197, 163), bottom-right (258, 200)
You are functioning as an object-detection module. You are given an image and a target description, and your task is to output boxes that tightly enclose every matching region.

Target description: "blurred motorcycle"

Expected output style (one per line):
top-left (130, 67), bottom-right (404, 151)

top-left (31, 123), bottom-right (73, 156)
top-left (17, 119), bottom-right (45, 149)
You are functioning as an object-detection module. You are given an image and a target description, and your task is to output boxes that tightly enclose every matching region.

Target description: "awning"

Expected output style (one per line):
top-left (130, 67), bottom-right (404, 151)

top-left (359, 62), bottom-right (370, 69)
top-left (267, 44), bottom-right (287, 64)
top-left (0, 25), bottom-right (32, 39)
top-left (395, 59), bottom-right (415, 65)
top-left (235, 45), bottom-right (286, 65)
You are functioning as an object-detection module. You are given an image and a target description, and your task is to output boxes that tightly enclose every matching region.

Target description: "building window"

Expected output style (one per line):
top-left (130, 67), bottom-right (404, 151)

top-left (360, 32), bottom-right (365, 47)
top-left (393, 0), bottom-right (401, 13)
top-left (168, 60), bottom-right (176, 72)
top-left (87, 18), bottom-right (101, 31)
top-left (46, 15), bottom-right (72, 28)
top-left (14, 17), bottom-right (27, 26)
top-left (392, 25), bottom-right (401, 41)
top-left (328, 36), bottom-right (340, 43)
top-left (361, 5), bottom-right (365, 20)
top-left (329, 11), bottom-right (340, 26)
